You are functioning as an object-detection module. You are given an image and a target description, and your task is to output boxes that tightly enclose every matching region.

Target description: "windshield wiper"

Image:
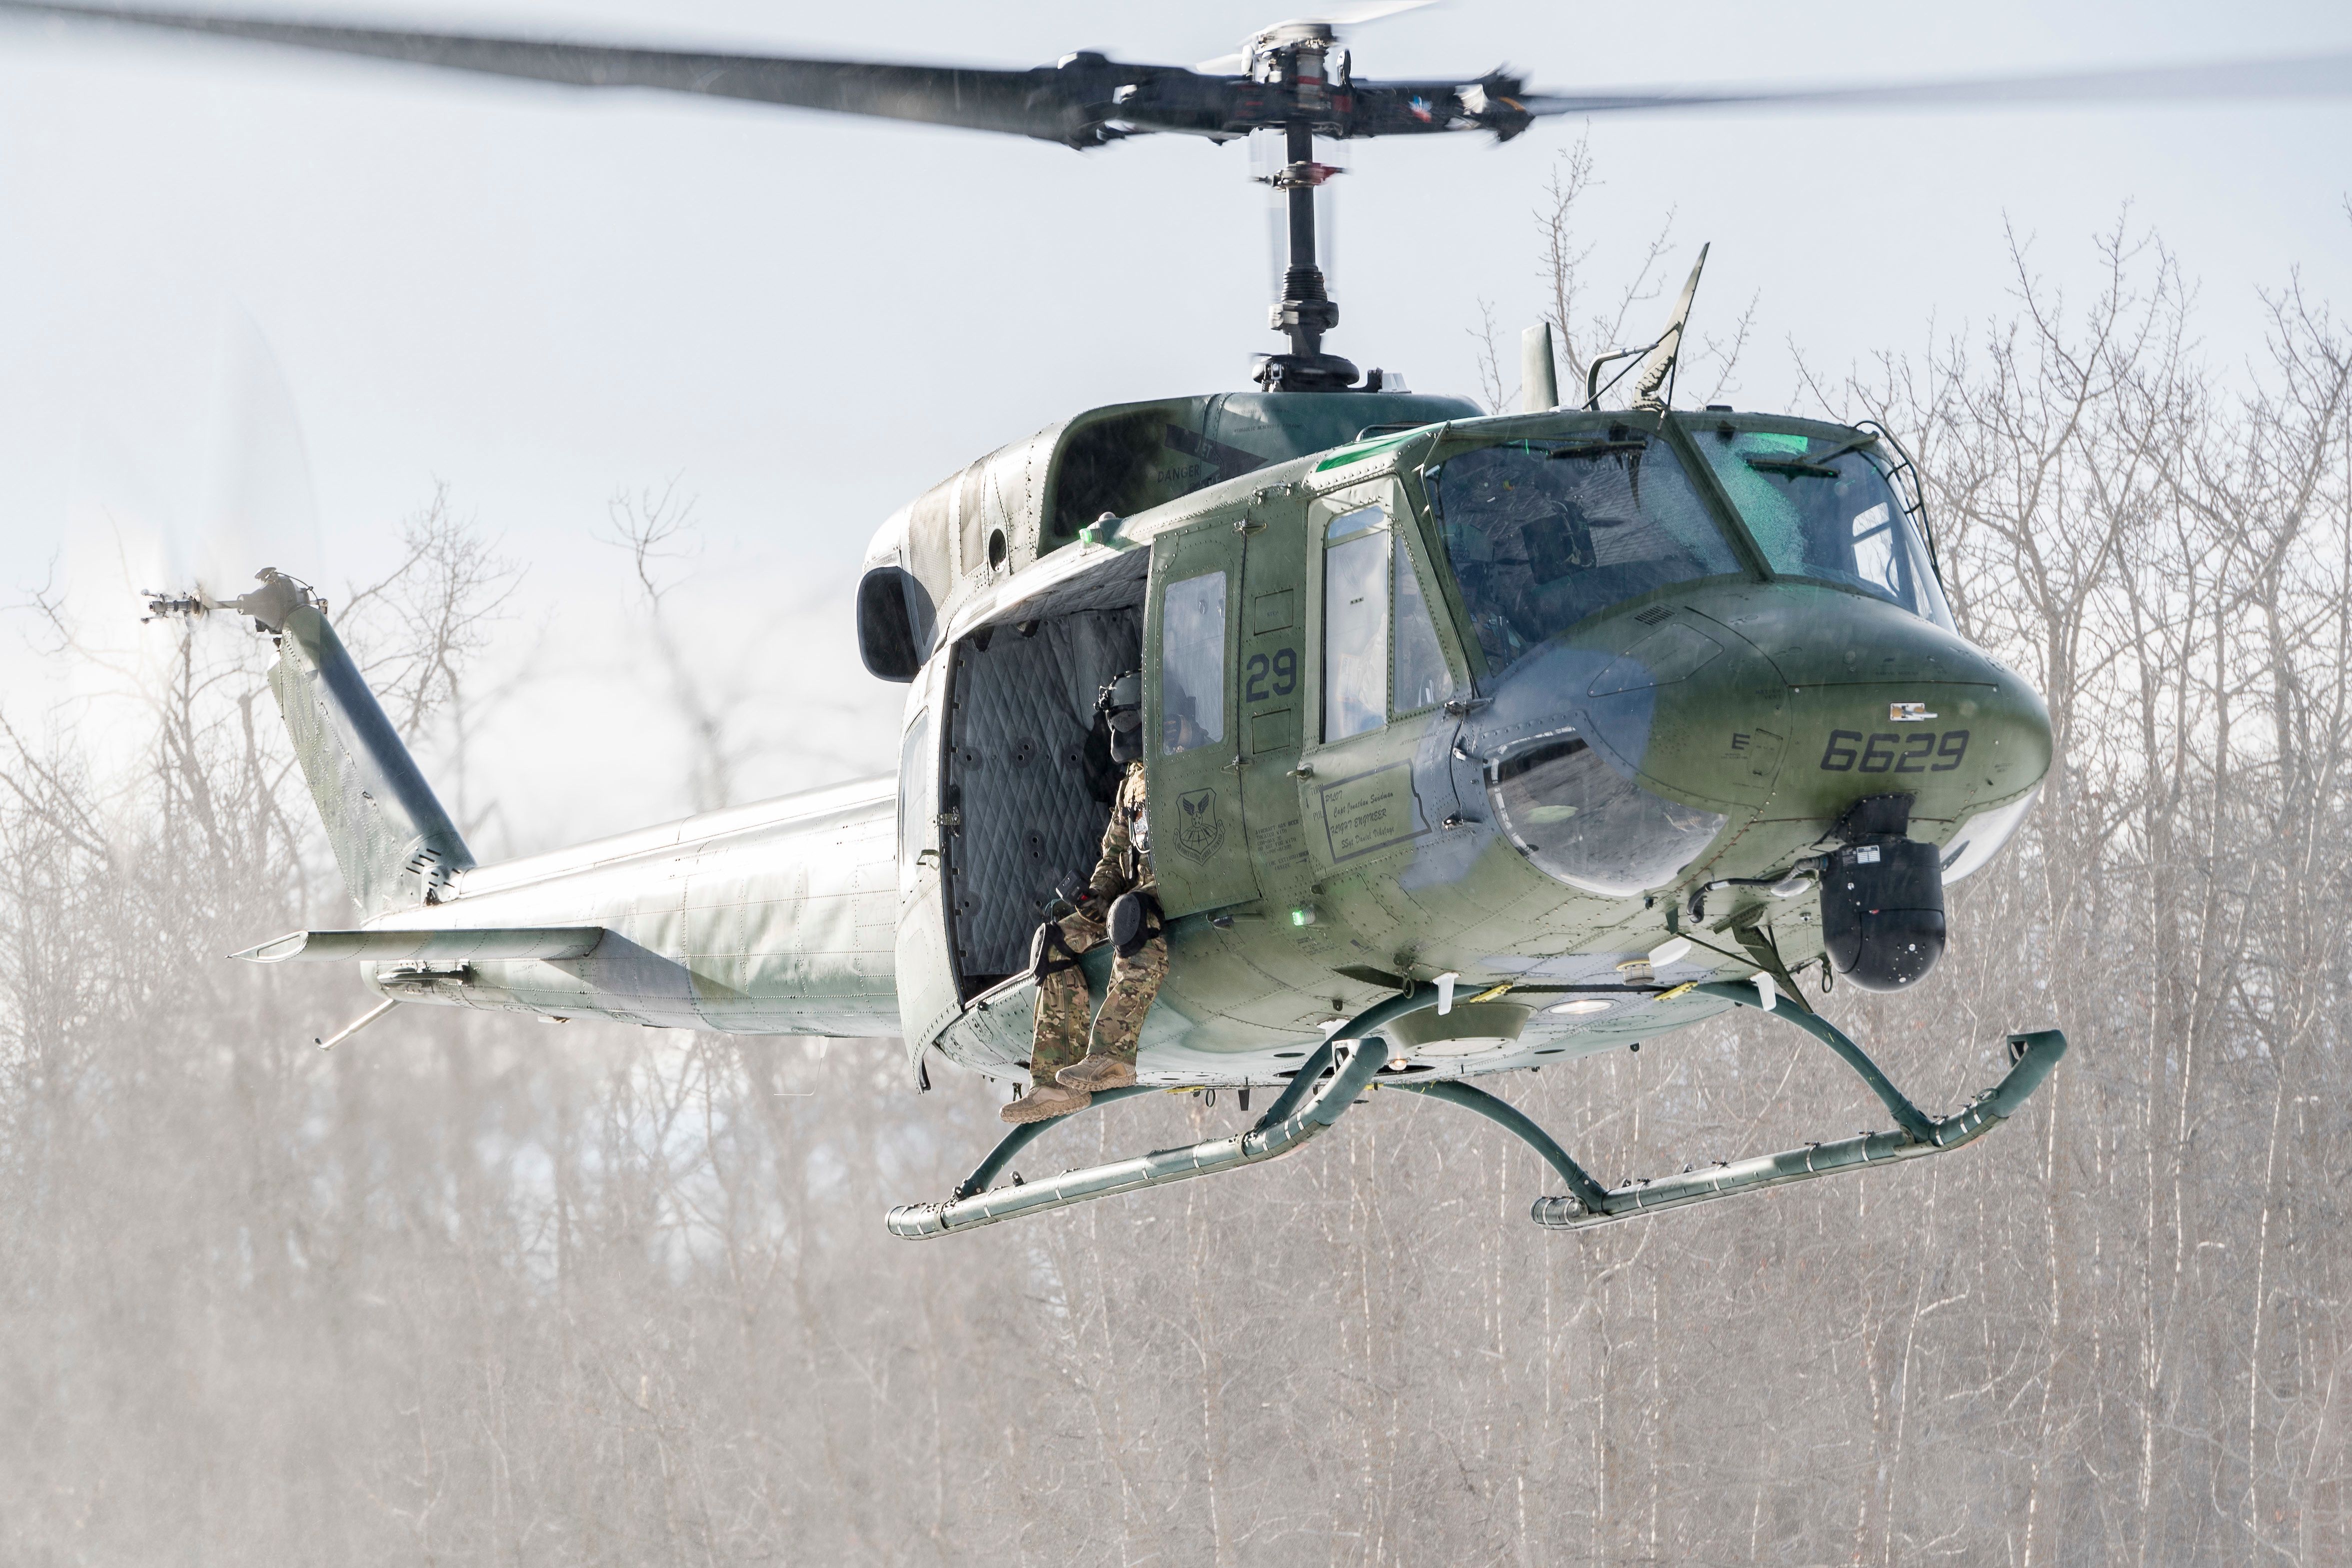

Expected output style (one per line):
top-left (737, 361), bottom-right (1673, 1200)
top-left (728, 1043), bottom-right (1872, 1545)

top-left (1549, 439), bottom-right (1648, 460)
top-left (1745, 455), bottom-right (1841, 479)
top-left (1745, 432), bottom-right (1879, 480)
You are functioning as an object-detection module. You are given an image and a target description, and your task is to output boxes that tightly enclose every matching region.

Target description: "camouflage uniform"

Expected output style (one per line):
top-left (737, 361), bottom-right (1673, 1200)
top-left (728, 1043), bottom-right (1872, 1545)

top-left (1029, 760), bottom-right (1167, 1082)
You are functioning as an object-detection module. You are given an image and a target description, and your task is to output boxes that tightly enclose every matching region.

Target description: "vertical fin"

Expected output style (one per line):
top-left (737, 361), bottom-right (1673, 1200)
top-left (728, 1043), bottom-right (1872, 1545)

top-left (242, 572), bottom-right (473, 916)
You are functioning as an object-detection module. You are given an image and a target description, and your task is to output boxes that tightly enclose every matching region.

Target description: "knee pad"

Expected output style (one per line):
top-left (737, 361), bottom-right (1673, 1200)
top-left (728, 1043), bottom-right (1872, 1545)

top-left (1108, 892), bottom-right (1162, 958)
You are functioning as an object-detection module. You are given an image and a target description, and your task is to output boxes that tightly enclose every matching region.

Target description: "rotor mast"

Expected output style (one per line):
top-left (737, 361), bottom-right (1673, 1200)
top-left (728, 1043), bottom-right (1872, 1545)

top-left (1256, 25), bottom-right (1359, 393)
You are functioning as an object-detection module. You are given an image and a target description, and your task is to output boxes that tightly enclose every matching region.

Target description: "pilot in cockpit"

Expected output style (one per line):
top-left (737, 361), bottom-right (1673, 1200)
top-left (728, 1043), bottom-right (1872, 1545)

top-left (1447, 459), bottom-right (1601, 663)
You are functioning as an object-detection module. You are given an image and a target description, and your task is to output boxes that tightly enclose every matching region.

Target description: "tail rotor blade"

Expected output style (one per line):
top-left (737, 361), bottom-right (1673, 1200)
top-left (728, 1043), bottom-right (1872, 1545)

top-left (142, 309), bottom-right (324, 612)
top-left (197, 311), bottom-right (322, 601)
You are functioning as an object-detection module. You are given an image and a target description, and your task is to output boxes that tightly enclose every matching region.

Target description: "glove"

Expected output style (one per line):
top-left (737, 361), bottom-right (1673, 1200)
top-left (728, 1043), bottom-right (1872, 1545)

top-left (1058, 910), bottom-right (1106, 951)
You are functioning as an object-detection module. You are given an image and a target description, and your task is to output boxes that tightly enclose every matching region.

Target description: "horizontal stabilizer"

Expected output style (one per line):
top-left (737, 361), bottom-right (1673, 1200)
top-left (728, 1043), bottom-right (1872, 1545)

top-left (233, 926), bottom-right (605, 964)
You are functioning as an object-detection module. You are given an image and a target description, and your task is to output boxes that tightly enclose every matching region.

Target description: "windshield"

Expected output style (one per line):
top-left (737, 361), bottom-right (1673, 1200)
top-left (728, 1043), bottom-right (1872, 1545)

top-left (1688, 424), bottom-right (1954, 628)
top-left (1422, 432), bottom-right (1742, 674)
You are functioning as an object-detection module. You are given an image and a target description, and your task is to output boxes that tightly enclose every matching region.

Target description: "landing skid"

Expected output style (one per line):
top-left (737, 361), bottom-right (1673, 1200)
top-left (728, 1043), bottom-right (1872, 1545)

top-left (884, 983), bottom-right (2066, 1240)
top-left (886, 990), bottom-right (1430, 1240)
top-left (1523, 983), bottom-right (2066, 1228)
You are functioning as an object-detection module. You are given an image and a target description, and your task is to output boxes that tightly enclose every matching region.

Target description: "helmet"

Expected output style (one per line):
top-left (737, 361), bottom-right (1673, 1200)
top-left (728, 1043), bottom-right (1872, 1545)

top-left (1098, 670), bottom-right (1144, 765)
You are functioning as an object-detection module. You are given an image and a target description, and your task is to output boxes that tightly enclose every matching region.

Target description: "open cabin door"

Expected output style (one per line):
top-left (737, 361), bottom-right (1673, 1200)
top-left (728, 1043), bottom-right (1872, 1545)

top-left (891, 677), bottom-right (963, 1056)
top-left (1145, 520), bottom-right (1260, 916)
top-left (927, 549), bottom-right (1150, 1004)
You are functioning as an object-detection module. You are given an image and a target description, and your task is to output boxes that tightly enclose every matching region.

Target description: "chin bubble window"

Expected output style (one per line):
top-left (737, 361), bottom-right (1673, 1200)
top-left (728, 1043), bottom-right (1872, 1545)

top-left (1938, 785), bottom-right (2041, 883)
top-left (1488, 729), bottom-right (1726, 896)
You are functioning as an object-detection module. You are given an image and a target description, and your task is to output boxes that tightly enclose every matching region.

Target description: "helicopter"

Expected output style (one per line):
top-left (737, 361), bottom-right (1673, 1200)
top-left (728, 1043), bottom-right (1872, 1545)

top-left (27, 1), bottom-right (2343, 1239)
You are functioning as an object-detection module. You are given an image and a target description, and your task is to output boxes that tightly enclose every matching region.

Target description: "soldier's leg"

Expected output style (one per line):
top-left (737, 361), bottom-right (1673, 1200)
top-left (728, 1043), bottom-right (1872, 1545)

top-left (1031, 965), bottom-right (1093, 1078)
top-left (1004, 965), bottom-right (1096, 1124)
top-left (1057, 932), bottom-right (1167, 1091)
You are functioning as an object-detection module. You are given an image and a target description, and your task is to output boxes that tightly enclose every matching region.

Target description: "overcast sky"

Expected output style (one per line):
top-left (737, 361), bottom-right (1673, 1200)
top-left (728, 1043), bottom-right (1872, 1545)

top-left (2, 0), bottom-right (2347, 854)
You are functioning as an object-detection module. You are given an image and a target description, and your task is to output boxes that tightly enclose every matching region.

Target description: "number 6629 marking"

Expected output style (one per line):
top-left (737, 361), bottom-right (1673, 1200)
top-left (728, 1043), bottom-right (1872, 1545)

top-left (1820, 728), bottom-right (1969, 774)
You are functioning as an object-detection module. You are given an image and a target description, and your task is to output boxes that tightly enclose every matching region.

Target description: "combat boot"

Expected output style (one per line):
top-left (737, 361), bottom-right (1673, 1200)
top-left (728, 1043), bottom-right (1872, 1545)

top-left (1056, 1054), bottom-right (1137, 1092)
top-left (1001, 1078), bottom-right (1091, 1125)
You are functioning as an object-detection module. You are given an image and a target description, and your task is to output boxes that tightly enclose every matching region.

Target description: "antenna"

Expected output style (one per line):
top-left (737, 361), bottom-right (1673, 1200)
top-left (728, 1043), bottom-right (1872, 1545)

top-left (1521, 323), bottom-right (1560, 412)
top-left (1627, 244), bottom-right (1709, 411)
top-left (1583, 244), bottom-right (1710, 411)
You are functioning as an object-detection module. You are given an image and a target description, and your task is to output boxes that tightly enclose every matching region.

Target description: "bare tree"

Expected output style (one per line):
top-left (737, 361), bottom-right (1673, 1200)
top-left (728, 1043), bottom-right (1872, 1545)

top-left (1468, 294), bottom-right (1514, 413)
top-left (336, 482), bottom-right (522, 744)
top-left (602, 478), bottom-right (747, 815)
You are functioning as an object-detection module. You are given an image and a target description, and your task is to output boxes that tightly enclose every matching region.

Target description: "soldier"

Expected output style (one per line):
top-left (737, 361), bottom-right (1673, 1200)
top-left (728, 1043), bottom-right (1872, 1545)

top-left (1003, 671), bottom-right (1168, 1124)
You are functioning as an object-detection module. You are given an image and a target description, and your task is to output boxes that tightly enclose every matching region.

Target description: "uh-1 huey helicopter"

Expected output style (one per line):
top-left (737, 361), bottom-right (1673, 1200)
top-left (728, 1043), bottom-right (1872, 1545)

top-left (47, 0), bottom-right (2345, 1237)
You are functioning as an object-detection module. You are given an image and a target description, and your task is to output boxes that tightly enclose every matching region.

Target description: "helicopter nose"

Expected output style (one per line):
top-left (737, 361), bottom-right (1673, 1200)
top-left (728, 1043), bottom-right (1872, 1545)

top-left (1707, 588), bottom-right (2053, 842)
top-left (1467, 589), bottom-right (2051, 900)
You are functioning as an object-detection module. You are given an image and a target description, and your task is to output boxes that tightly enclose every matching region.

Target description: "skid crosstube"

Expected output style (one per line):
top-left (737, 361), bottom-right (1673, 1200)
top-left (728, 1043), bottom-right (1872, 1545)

top-left (886, 981), bottom-right (2065, 1239)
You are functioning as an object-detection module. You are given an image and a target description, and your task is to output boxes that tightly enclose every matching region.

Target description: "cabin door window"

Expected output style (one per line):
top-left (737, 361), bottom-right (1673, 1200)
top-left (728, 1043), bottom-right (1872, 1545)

top-left (1159, 572), bottom-right (1227, 755)
top-left (1321, 506), bottom-right (1389, 741)
top-left (1319, 501), bottom-right (1456, 740)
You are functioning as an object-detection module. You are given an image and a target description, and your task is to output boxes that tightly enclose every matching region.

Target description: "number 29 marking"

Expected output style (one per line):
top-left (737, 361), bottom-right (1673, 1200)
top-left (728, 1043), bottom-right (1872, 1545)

top-left (1821, 728), bottom-right (1969, 773)
top-left (1244, 647), bottom-right (1298, 704)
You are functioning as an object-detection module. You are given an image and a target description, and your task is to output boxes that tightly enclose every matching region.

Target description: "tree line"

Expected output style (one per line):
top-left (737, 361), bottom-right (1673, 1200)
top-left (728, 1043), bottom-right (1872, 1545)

top-left (1, 204), bottom-right (2346, 1564)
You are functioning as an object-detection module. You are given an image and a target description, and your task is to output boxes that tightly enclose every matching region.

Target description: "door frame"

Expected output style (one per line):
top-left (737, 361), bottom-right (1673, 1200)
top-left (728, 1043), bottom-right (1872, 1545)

top-left (1144, 520), bottom-right (1258, 918)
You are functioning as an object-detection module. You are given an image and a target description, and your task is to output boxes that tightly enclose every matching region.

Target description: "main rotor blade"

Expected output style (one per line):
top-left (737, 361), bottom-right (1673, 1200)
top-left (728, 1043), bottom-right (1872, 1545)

top-left (11, 2), bottom-right (2342, 151)
top-left (0, 0), bottom-right (1169, 146)
top-left (1517, 49), bottom-right (2352, 120)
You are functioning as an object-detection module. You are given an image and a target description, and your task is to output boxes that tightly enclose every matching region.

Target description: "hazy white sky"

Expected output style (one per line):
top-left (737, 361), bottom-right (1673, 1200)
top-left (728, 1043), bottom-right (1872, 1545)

top-left (2, 0), bottom-right (2347, 854)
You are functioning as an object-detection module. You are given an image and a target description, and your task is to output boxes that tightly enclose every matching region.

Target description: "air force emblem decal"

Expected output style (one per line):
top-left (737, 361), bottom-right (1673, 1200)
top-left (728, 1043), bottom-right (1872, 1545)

top-left (1175, 788), bottom-right (1225, 863)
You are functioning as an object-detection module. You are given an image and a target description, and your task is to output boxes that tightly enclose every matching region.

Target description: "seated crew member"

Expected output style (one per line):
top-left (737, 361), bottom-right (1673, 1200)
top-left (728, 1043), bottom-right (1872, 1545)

top-left (1003, 671), bottom-right (1168, 1124)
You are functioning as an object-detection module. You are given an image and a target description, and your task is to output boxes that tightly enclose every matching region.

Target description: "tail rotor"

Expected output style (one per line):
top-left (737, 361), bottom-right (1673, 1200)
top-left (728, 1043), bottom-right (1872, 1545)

top-left (139, 311), bottom-right (326, 631)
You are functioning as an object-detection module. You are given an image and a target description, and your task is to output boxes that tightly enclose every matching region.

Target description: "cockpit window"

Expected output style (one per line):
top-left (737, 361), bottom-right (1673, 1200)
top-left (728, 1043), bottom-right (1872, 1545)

top-left (1423, 432), bottom-right (1742, 674)
top-left (1689, 425), bottom-right (1955, 629)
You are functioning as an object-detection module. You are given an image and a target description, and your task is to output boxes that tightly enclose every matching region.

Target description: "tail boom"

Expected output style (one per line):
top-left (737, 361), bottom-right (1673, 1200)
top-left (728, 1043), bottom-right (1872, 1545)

top-left (241, 572), bottom-right (900, 1037)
